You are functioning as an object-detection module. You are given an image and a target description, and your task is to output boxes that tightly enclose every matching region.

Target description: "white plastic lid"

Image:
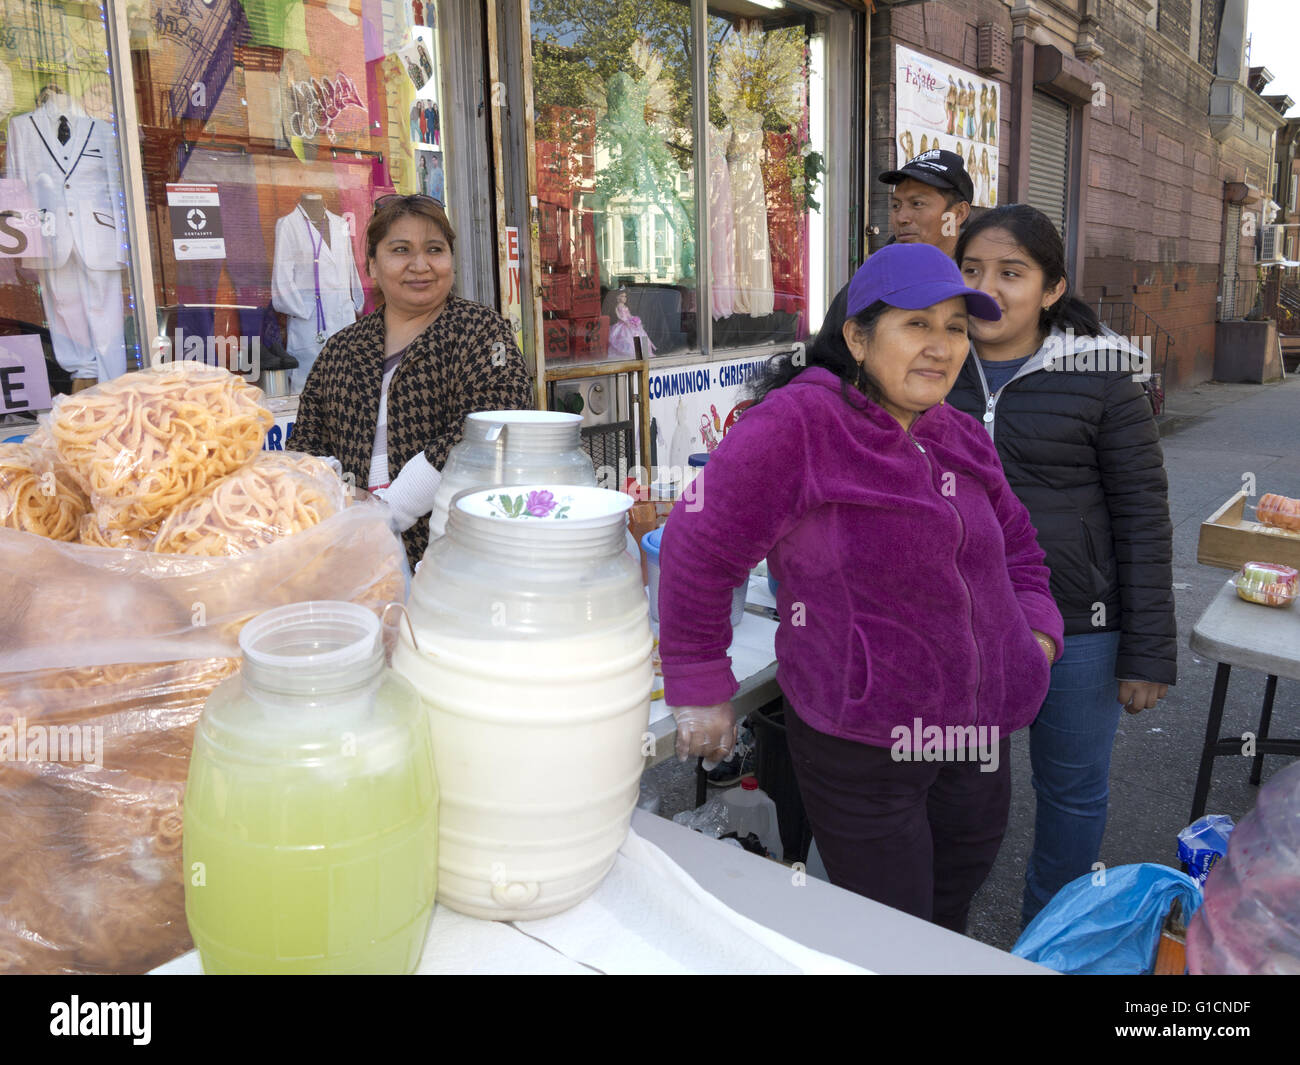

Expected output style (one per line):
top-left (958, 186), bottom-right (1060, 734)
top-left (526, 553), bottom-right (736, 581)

top-left (239, 600), bottom-right (382, 674)
top-left (455, 484), bottom-right (634, 529)
top-left (467, 410), bottom-right (582, 426)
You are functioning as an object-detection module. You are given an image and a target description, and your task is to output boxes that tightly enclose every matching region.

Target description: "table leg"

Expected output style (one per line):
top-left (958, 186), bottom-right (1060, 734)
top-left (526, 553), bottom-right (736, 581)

top-left (1249, 674), bottom-right (1280, 787)
top-left (1191, 662), bottom-right (1232, 822)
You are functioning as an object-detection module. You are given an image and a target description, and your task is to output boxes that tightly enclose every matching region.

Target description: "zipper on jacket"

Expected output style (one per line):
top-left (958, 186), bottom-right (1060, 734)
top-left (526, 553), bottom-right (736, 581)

top-left (971, 351), bottom-right (1040, 444)
top-left (907, 425), bottom-right (982, 724)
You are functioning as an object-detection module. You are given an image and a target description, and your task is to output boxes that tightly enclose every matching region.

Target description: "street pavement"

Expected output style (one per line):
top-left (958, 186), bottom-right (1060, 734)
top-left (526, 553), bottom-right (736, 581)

top-left (643, 373), bottom-right (1300, 955)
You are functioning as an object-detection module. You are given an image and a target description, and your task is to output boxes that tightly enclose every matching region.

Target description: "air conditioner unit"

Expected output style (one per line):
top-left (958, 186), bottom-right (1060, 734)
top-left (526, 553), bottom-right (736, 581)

top-left (1259, 224), bottom-right (1284, 262)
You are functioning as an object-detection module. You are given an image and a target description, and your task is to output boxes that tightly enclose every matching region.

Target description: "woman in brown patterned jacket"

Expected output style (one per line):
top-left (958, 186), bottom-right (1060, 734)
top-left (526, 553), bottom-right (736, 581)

top-left (288, 195), bottom-right (534, 568)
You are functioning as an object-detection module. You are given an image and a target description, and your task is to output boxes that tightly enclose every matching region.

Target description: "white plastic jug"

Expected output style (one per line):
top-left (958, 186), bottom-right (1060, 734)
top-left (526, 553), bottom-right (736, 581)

top-left (393, 484), bottom-right (652, 920)
top-left (429, 410), bottom-right (596, 539)
top-left (722, 778), bottom-right (783, 861)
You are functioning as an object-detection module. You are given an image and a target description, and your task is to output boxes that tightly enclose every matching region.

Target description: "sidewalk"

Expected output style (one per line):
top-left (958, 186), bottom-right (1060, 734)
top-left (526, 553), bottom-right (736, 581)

top-left (643, 373), bottom-right (1300, 955)
top-left (1157, 374), bottom-right (1295, 438)
top-left (969, 372), bottom-right (1300, 950)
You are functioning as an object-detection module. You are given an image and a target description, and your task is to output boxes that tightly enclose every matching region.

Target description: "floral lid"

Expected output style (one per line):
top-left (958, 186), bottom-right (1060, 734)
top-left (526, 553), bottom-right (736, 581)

top-left (454, 485), bottom-right (634, 528)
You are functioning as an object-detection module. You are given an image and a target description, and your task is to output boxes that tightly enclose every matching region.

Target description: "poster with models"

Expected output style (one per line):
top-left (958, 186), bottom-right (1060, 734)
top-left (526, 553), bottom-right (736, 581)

top-left (894, 45), bottom-right (999, 208)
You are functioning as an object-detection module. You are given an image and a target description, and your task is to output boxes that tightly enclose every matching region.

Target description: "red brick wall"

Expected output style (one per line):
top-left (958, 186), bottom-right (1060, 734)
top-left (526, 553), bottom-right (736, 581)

top-left (867, 0), bottom-right (1013, 250)
top-left (871, 0), bottom-right (1275, 390)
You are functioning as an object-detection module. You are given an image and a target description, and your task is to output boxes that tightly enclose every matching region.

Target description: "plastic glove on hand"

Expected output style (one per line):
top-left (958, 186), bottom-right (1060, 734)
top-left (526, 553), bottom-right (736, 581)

top-left (671, 702), bottom-right (736, 767)
top-left (373, 452), bottom-right (441, 534)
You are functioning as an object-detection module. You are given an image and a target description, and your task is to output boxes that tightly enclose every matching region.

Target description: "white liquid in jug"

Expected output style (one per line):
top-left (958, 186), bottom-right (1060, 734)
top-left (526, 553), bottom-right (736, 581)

top-left (393, 614), bottom-right (652, 920)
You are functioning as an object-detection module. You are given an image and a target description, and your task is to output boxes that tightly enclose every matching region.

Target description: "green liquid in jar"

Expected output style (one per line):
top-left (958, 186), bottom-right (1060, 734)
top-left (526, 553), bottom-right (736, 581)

top-left (183, 681), bottom-right (438, 975)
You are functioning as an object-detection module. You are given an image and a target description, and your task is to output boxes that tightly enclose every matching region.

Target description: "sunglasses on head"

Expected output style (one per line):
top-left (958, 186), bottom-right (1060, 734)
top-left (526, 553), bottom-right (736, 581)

top-left (373, 193), bottom-right (444, 210)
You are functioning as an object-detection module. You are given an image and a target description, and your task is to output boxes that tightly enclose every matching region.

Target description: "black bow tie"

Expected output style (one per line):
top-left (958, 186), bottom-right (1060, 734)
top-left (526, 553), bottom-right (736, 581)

top-left (57, 116), bottom-right (70, 145)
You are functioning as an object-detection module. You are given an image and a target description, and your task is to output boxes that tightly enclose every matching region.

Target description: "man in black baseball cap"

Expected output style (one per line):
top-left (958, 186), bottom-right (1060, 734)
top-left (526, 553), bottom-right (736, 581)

top-left (805, 148), bottom-right (974, 367)
top-left (880, 148), bottom-right (973, 256)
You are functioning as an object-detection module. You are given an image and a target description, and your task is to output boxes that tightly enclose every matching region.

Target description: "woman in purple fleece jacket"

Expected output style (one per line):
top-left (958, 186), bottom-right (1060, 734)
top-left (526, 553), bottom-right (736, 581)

top-left (658, 243), bottom-right (1064, 933)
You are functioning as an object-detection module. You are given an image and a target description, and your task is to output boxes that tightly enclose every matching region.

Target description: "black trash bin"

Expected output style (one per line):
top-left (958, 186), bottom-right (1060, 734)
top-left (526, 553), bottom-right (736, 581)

top-left (750, 701), bottom-right (813, 864)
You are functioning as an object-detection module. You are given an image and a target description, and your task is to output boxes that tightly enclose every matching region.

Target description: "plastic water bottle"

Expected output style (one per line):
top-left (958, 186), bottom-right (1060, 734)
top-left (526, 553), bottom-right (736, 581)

top-left (722, 778), bottom-right (783, 861)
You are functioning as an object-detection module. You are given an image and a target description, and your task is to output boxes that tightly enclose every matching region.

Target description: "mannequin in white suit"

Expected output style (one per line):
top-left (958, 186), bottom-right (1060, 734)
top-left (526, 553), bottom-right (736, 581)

top-left (5, 87), bottom-right (129, 383)
top-left (271, 194), bottom-right (364, 388)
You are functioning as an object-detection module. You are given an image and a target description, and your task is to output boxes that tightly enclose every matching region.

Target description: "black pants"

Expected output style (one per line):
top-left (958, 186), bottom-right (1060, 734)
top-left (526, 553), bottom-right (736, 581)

top-left (785, 705), bottom-right (1011, 934)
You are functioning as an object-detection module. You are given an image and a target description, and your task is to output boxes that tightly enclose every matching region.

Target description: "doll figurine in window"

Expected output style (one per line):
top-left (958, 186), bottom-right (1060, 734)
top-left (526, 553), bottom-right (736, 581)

top-left (607, 288), bottom-right (655, 358)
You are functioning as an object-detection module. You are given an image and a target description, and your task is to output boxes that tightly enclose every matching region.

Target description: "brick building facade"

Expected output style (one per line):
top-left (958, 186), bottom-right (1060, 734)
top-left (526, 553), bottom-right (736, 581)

top-left (869, 0), bottom-right (1284, 391)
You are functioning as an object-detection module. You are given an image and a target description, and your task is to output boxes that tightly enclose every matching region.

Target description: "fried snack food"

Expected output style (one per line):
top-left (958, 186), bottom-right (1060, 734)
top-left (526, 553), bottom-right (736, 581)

top-left (0, 657), bottom-right (240, 974)
top-left (79, 513), bottom-right (161, 550)
top-left (49, 362), bottom-right (272, 532)
top-left (150, 451), bottom-right (347, 557)
top-left (0, 442), bottom-right (87, 541)
top-left (1257, 493), bottom-right (1300, 533)
top-left (0, 496), bottom-right (403, 973)
top-left (0, 767), bottom-right (190, 974)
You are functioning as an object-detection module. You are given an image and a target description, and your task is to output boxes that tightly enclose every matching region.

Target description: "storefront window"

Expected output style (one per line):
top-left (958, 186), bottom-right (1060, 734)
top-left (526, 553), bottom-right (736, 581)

top-left (707, 5), bottom-right (826, 350)
top-left (0, 0), bottom-right (140, 404)
top-left (128, 0), bottom-right (448, 393)
top-left (530, 1), bottom-right (830, 365)
top-left (530, 0), bottom-right (698, 364)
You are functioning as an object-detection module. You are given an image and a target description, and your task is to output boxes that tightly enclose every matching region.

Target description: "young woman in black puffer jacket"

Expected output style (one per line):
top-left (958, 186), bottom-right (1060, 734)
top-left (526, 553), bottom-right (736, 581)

top-left (946, 204), bottom-right (1176, 928)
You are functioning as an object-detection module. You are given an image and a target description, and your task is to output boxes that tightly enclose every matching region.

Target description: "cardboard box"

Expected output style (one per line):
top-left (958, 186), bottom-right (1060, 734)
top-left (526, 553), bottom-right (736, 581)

top-left (539, 106), bottom-right (596, 188)
top-left (1198, 490), bottom-right (1300, 571)
top-left (569, 314), bottom-right (609, 360)
top-left (539, 202), bottom-right (562, 262)
top-left (572, 206), bottom-right (598, 273)
top-left (541, 267), bottom-right (571, 315)
top-left (543, 320), bottom-right (571, 363)
top-left (556, 206), bottom-right (571, 266)
top-left (535, 141), bottom-right (568, 204)
top-left (572, 270), bottom-right (601, 318)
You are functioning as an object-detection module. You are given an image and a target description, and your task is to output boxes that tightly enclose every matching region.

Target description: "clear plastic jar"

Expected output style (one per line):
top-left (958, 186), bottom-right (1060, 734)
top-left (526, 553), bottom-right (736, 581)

top-left (393, 485), bottom-right (652, 920)
top-left (183, 601), bottom-right (438, 974)
top-left (428, 410), bottom-right (596, 539)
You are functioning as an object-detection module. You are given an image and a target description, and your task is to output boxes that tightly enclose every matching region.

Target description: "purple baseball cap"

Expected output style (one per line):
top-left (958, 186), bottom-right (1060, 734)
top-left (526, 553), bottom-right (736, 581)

top-left (846, 243), bottom-right (1001, 320)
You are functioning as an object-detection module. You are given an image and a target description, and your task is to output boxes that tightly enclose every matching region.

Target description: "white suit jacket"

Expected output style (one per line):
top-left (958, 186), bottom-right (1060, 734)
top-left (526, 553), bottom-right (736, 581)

top-left (271, 206), bottom-right (365, 357)
top-left (4, 105), bottom-right (128, 271)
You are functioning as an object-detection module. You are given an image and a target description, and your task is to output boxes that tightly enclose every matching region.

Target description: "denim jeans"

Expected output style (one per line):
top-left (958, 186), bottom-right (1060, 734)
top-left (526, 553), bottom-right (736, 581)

top-left (1022, 629), bottom-right (1123, 927)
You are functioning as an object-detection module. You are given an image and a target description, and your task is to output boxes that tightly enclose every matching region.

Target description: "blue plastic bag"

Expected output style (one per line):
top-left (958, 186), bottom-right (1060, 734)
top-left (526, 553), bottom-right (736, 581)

top-left (1012, 863), bottom-right (1203, 975)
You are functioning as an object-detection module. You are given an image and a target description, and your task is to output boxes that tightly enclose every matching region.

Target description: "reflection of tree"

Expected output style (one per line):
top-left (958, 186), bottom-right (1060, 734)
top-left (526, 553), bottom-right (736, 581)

top-left (530, 0), bottom-right (699, 152)
top-left (595, 65), bottom-right (694, 279)
top-left (532, 0), bottom-right (711, 282)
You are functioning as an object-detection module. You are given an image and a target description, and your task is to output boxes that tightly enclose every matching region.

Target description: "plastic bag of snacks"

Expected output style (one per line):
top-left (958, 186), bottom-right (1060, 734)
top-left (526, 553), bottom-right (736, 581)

top-left (1187, 760), bottom-right (1300, 974)
top-left (149, 451), bottom-right (348, 557)
top-left (0, 440), bottom-right (88, 541)
top-left (1232, 561), bottom-right (1298, 607)
top-left (46, 362), bottom-right (272, 535)
top-left (1256, 493), bottom-right (1300, 533)
top-left (0, 502), bottom-right (408, 974)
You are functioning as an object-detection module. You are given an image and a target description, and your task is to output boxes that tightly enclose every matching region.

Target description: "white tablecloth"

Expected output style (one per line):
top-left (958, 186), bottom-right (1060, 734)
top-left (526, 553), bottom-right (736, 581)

top-left (153, 827), bottom-right (868, 975)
